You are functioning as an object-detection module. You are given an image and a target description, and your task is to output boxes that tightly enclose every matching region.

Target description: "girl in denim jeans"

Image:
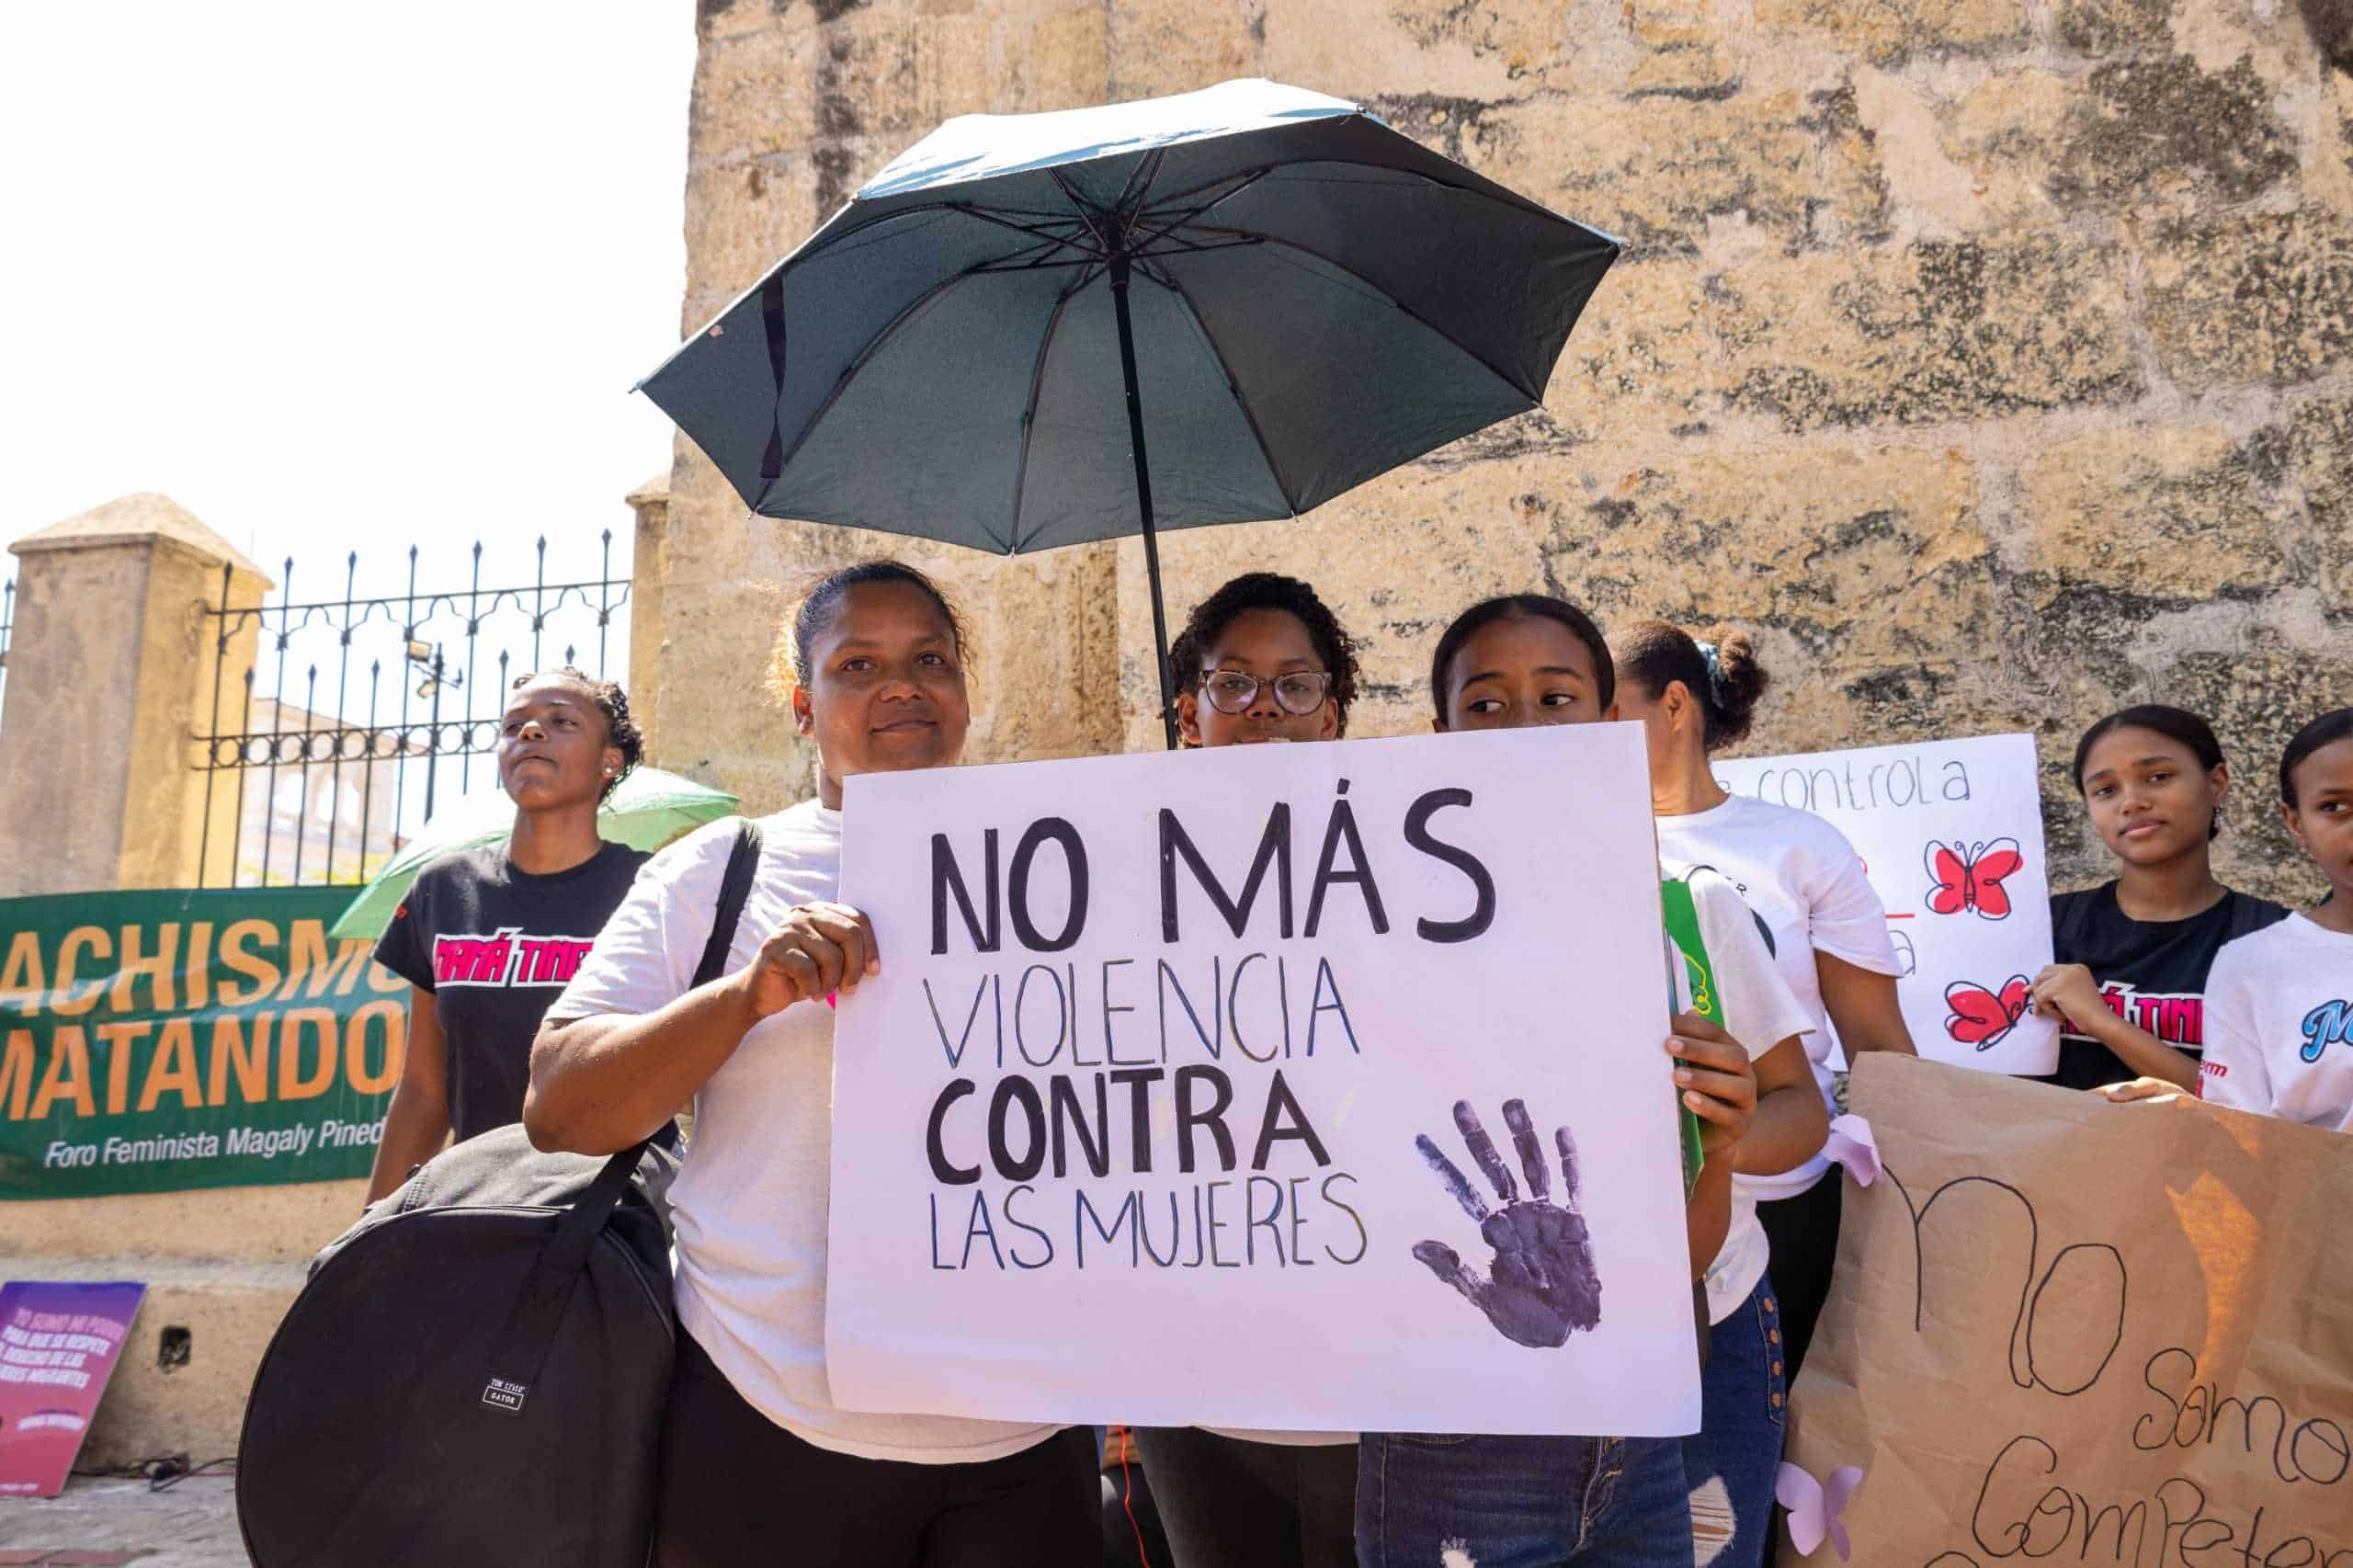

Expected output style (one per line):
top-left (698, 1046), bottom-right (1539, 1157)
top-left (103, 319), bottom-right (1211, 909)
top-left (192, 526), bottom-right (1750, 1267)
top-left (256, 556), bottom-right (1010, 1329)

top-left (1356, 595), bottom-right (1825, 1568)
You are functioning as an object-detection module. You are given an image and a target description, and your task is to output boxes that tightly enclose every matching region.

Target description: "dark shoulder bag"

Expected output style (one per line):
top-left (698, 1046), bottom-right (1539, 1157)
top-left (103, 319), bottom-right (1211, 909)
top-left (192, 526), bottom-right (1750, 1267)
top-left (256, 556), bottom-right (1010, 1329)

top-left (237, 820), bottom-right (764, 1568)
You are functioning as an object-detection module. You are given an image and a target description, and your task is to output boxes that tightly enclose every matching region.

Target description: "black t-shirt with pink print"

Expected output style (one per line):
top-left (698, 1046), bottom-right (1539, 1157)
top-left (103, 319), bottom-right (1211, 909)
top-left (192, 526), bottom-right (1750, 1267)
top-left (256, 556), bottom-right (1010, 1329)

top-left (2036, 881), bottom-right (2289, 1093)
top-left (374, 839), bottom-right (648, 1142)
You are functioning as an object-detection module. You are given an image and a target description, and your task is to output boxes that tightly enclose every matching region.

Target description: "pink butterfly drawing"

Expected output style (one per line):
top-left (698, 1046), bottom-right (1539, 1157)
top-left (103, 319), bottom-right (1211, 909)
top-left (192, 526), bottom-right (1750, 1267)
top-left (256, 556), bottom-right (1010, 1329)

top-left (1777, 1462), bottom-right (1866, 1561)
top-left (1923, 837), bottom-right (2024, 920)
top-left (1944, 976), bottom-right (2031, 1050)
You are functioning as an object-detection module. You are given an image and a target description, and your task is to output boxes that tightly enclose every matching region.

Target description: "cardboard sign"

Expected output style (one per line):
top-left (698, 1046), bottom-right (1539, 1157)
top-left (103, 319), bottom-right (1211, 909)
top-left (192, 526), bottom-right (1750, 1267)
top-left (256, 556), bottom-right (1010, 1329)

top-left (828, 725), bottom-right (1702, 1436)
top-left (0, 1280), bottom-right (144, 1497)
top-left (1781, 1058), bottom-right (2353, 1566)
top-left (1711, 733), bottom-right (2060, 1074)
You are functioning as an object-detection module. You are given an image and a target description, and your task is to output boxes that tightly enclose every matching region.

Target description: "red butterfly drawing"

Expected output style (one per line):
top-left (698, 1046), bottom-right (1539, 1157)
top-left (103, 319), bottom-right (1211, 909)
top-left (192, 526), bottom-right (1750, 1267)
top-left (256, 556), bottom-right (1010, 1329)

top-left (1923, 837), bottom-right (2024, 920)
top-left (1945, 976), bottom-right (2031, 1049)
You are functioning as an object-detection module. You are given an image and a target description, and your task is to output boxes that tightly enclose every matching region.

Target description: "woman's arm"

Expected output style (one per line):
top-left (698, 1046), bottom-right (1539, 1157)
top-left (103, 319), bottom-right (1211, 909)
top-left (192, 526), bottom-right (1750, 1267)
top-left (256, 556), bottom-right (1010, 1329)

top-left (2029, 964), bottom-right (2200, 1090)
top-left (1685, 1159), bottom-right (1733, 1279)
top-left (525, 901), bottom-right (877, 1154)
top-left (1671, 1014), bottom-right (1751, 1278)
top-left (1818, 952), bottom-right (1916, 1055)
top-left (1729, 1036), bottom-right (1830, 1177)
top-left (364, 986), bottom-right (450, 1205)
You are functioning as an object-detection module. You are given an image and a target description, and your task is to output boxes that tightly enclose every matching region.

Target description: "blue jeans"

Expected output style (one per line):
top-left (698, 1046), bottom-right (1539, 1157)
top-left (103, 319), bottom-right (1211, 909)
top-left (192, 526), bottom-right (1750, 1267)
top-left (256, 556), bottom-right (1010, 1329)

top-left (1681, 1274), bottom-right (1788, 1568)
top-left (1356, 1431), bottom-right (1691, 1568)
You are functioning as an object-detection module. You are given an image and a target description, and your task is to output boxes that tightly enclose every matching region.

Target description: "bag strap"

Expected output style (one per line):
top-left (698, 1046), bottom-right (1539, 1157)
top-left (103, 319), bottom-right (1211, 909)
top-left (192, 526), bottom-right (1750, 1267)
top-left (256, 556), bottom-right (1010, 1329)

top-left (479, 818), bottom-right (764, 1417)
top-left (697, 818), bottom-right (766, 987)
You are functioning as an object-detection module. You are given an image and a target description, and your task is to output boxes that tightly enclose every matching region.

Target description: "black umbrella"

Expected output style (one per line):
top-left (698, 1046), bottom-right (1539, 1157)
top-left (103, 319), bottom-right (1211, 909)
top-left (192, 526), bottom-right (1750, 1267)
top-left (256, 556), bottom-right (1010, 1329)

top-left (638, 78), bottom-right (1620, 747)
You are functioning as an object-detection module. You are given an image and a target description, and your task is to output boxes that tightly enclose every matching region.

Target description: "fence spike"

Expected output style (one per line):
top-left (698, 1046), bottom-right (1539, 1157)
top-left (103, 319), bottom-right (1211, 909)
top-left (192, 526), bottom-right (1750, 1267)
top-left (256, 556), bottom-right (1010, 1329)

top-left (165, 534), bottom-right (627, 886)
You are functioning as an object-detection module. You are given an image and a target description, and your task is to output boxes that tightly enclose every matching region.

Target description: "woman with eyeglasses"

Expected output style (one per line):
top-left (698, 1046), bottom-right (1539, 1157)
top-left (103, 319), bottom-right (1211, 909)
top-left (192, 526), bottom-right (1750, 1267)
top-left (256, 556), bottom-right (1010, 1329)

top-left (1128, 573), bottom-right (1362, 1568)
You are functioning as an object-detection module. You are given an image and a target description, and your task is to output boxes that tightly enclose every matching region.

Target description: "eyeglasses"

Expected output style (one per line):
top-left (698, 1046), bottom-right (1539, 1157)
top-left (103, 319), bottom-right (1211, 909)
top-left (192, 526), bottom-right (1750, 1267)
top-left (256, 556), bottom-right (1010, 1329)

top-left (1199, 669), bottom-right (1334, 716)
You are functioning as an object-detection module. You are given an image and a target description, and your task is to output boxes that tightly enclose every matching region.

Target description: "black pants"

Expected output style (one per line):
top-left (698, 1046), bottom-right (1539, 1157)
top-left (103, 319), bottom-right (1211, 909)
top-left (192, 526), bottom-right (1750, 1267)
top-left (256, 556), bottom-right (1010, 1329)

top-left (1755, 1174), bottom-right (1843, 1383)
top-left (1128, 1427), bottom-right (1356, 1568)
top-left (1101, 1451), bottom-right (1176, 1568)
top-left (656, 1332), bottom-right (1098, 1567)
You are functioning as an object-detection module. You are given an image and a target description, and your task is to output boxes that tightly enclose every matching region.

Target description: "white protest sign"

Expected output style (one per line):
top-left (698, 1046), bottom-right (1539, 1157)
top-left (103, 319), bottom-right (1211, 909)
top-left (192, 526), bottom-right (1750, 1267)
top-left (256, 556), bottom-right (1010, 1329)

top-left (1710, 733), bottom-right (2060, 1075)
top-left (828, 724), bottom-right (1702, 1437)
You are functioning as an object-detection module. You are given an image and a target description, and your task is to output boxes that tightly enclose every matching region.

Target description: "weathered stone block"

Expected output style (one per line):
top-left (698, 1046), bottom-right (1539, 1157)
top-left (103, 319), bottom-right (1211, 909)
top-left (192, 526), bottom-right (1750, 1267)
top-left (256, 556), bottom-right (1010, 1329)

top-left (1550, 445), bottom-right (1992, 665)
top-left (1359, 0), bottom-right (1597, 93)
top-left (2021, 426), bottom-right (2291, 603)
top-left (1945, 54), bottom-right (2296, 216)
top-left (1108, 0), bottom-right (1260, 98)
top-left (2051, 54), bottom-right (2296, 209)
top-left (1847, 67), bottom-right (1998, 233)
top-left (2290, 393), bottom-right (2353, 610)
top-left (2055, 0), bottom-right (2173, 54)
top-left (2145, 210), bottom-right (2353, 388)
top-left (1625, 0), bottom-right (1739, 98)
top-left (1754, 0), bottom-right (2029, 64)
top-left (679, 160), bottom-right (813, 328)
top-left (1733, 658), bottom-right (2035, 771)
top-left (1574, 237), bottom-right (2142, 433)
top-left (690, 3), bottom-right (1109, 201)
top-left (1941, 70), bottom-right (2077, 223)
top-left (1470, 86), bottom-right (1886, 256)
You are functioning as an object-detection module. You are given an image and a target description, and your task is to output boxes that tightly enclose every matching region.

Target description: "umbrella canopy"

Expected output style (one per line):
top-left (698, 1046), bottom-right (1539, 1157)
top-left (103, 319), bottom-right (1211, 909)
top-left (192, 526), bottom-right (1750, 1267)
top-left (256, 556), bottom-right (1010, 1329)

top-left (326, 767), bottom-right (738, 941)
top-left (638, 78), bottom-right (1620, 742)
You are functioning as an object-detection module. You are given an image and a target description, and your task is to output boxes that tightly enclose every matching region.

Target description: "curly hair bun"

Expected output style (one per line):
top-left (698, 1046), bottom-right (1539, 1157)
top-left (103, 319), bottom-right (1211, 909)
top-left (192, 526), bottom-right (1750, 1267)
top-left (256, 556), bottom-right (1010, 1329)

top-left (1698, 624), bottom-right (1770, 747)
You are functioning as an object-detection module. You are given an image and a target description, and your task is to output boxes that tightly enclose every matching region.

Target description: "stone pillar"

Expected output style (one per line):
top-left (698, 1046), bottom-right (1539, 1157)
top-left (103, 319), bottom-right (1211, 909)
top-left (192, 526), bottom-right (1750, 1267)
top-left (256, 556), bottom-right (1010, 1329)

top-left (0, 495), bottom-right (326, 1467)
top-left (0, 493), bottom-right (271, 896)
top-left (624, 471), bottom-right (671, 759)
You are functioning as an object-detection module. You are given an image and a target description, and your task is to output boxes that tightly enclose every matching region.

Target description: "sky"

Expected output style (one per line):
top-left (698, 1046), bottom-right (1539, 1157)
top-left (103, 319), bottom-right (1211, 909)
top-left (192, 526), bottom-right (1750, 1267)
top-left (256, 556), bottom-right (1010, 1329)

top-left (0, 3), bottom-right (697, 603)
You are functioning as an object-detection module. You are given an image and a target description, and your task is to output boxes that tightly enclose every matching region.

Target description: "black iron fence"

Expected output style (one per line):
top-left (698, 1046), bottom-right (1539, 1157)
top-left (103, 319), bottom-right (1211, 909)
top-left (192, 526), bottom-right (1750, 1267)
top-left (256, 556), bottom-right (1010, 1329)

top-left (192, 534), bottom-right (631, 888)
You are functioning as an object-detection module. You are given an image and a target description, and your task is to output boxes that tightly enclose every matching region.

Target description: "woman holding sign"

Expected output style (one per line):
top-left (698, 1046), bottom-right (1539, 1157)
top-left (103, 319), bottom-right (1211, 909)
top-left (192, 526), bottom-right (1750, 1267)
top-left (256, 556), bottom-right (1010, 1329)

top-left (1355, 594), bottom-right (1823, 1568)
top-left (1614, 622), bottom-right (1914, 1384)
top-left (526, 562), bottom-right (1097, 1568)
top-left (1131, 572), bottom-right (1365, 1568)
top-left (2033, 706), bottom-right (2287, 1095)
top-left (2199, 708), bottom-right (2353, 1131)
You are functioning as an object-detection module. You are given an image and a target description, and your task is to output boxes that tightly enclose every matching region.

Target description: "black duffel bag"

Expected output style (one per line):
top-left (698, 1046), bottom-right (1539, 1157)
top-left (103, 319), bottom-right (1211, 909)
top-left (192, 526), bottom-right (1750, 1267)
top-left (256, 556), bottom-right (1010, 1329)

top-left (237, 820), bottom-right (761, 1568)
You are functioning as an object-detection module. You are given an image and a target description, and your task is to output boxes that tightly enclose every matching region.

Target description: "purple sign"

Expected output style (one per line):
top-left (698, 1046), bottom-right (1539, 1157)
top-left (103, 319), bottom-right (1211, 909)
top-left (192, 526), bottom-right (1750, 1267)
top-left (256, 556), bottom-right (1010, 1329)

top-left (0, 1280), bottom-right (145, 1498)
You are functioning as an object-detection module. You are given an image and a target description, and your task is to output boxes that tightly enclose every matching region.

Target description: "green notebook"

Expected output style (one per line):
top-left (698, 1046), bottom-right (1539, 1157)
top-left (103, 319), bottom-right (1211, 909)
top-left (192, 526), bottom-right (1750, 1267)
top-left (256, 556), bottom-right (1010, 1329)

top-left (1657, 878), bottom-right (1714, 1198)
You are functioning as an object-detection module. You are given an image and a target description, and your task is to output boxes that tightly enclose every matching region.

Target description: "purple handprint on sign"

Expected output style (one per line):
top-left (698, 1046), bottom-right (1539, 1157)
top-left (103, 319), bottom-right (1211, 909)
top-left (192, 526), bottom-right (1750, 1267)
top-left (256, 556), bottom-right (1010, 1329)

top-left (1412, 1099), bottom-right (1603, 1349)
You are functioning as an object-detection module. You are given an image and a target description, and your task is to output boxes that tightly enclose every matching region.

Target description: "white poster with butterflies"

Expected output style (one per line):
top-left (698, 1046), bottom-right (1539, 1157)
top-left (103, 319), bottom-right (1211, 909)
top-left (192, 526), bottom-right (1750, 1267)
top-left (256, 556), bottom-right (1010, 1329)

top-left (1709, 733), bottom-right (2061, 1075)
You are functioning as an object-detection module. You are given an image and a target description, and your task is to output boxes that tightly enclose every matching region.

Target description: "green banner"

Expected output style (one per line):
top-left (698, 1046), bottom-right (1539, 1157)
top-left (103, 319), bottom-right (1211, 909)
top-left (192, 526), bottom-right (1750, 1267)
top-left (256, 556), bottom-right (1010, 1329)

top-left (0, 886), bottom-right (407, 1199)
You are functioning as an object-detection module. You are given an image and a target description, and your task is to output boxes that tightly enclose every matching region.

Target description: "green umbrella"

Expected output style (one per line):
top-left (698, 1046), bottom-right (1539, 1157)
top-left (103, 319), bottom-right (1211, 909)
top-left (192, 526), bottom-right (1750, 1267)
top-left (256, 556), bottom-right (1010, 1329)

top-left (327, 767), bottom-right (739, 940)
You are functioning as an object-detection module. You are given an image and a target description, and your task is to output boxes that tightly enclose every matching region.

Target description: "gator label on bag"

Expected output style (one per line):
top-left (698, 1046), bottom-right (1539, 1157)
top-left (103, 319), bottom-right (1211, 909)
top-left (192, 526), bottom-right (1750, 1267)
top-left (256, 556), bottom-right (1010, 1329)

top-left (481, 1377), bottom-right (529, 1415)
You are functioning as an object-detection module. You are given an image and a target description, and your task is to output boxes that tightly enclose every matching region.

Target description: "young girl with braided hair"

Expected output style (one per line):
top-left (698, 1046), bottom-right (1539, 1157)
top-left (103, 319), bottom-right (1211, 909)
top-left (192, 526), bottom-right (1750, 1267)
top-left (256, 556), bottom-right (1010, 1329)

top-left (365, 667), bottom-right (654, 1203)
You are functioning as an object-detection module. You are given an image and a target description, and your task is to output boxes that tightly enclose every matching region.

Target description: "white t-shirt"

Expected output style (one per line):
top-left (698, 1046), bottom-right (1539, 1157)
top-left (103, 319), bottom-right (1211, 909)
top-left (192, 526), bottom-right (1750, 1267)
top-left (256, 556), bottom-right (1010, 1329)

top-left (2200, 915), bottom-right (2353, 1134)
top-left (546, 803), bottom-right (1063, 1465)
top-left (1657, 795), bottom-right (1901, 1202)
top-left (1663, 864), bottom-right (1818, 1324)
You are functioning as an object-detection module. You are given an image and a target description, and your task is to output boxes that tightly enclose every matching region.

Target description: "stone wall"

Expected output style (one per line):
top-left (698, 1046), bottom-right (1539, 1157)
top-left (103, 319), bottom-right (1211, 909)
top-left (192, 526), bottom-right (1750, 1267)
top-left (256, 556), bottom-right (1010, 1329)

top-left (663, 0), bottom-right (2351, 905)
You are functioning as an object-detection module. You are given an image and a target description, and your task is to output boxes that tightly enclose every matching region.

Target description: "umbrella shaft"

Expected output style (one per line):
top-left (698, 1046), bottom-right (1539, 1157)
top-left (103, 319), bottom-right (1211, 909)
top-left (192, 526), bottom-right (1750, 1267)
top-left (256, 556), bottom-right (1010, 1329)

top-left (1111, 255), bottom-right (1180, 752)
